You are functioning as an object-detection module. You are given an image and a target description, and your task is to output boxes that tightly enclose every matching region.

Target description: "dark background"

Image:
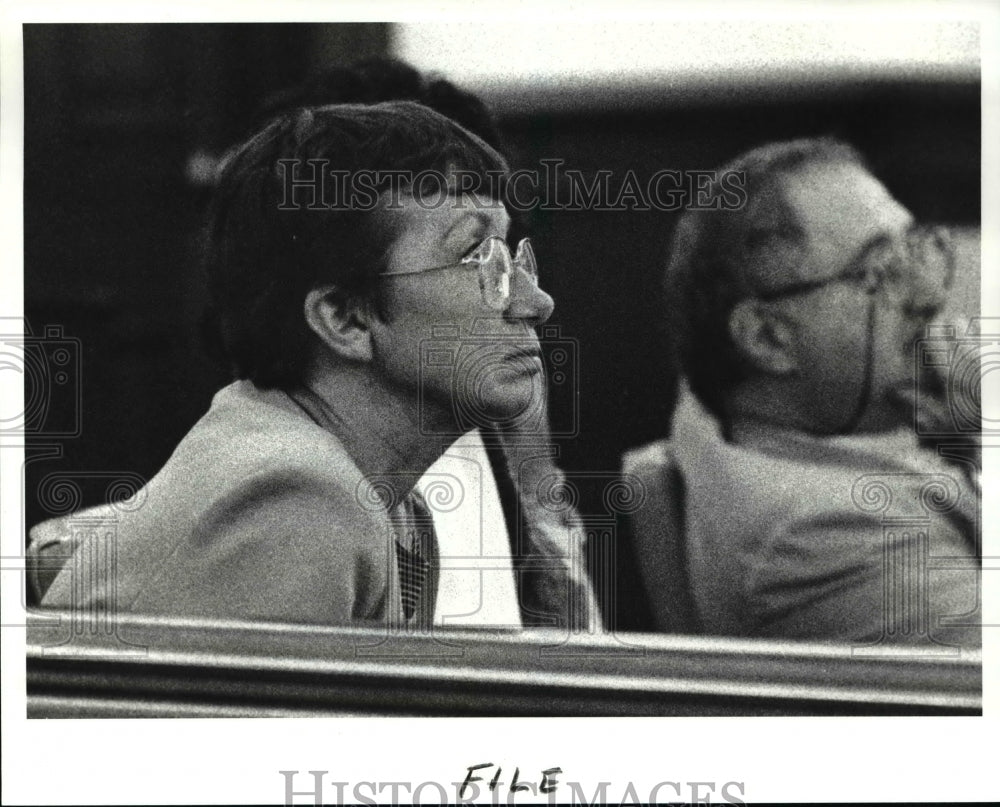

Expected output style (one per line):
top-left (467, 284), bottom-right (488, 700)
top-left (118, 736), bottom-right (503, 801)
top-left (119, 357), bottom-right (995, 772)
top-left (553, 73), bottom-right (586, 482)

top-left (22, 23), bottom-right (980, 628)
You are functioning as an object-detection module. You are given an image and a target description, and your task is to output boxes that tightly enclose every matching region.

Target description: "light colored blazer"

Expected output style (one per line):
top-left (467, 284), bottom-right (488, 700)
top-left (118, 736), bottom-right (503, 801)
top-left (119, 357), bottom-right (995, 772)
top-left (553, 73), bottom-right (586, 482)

top-left (626, 390), bottom-right (980, 647)
top-left (38, 381), bottom-right (598, 631)
top-left (41, 382), bottom-right (407, 626)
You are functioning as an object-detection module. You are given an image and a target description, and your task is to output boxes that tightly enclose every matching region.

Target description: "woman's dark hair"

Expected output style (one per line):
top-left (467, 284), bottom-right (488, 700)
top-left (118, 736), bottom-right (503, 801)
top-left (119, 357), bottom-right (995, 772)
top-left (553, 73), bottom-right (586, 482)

top-left (204, 100), bottom-right (509, 388)
top-left (254, 57), bottom-right (506, 154)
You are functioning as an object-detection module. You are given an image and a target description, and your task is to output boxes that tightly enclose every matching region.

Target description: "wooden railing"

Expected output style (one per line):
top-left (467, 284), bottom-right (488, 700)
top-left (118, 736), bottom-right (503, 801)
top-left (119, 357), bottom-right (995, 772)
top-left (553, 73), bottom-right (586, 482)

top-left (26, 611), bottom-right (981, 717)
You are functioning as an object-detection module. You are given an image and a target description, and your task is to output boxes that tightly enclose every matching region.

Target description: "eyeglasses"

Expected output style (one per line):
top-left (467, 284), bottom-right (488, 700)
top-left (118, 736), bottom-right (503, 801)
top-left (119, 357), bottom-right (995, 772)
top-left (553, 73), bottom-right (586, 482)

top-left (753, 225), bottom-right (955, 316)
top-left (378, 236), bottom-right (538, 312)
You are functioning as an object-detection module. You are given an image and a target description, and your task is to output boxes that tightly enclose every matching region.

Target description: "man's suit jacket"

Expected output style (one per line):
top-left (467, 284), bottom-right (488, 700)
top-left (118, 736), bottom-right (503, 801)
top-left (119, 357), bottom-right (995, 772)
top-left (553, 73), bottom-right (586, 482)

top-left (625, 390), bottom-right (980, 647)
top-left (38, 381), bottom-right (596, 630)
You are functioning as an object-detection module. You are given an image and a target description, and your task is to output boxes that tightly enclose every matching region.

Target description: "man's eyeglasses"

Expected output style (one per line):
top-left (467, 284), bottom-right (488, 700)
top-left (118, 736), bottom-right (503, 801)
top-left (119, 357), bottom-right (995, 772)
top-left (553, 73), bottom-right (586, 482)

top-left (379, 236), bottom-right (538, 312)
top-left (752, 225), bottom-right (955, 316)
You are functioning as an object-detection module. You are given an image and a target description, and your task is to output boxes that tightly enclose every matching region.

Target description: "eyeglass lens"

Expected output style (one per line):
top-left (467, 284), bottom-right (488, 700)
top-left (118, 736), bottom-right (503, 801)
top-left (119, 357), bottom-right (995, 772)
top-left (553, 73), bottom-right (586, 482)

top-left (476, 238), bottom-right (539, 310)
top-left (477, 238), bottom-right (512, 310)
top-left (891, 227), bottom-right (955, 313)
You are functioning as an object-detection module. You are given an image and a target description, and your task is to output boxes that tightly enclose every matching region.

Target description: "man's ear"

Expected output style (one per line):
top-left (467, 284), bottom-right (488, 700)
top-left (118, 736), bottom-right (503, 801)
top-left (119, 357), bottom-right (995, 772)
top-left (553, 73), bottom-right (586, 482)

top-left (303, 284), bottom-right (375, 363)
top-left (728, 299), bottom-right (797, 375)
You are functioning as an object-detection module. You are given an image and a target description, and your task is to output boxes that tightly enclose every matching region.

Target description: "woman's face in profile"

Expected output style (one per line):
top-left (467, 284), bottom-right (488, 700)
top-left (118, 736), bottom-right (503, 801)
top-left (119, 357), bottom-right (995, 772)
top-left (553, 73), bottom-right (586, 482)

top-left (371, 190), bottom-right (554, 432)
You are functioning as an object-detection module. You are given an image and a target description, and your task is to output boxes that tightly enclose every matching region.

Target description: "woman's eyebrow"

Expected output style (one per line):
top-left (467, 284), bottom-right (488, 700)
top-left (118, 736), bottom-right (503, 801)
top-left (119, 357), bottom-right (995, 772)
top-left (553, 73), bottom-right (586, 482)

top-left (442, 208), bottom-right (505, 242)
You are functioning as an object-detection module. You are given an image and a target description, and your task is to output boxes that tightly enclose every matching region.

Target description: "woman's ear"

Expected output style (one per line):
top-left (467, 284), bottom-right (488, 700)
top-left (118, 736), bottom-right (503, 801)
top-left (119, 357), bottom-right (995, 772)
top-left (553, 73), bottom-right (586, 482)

top-left (303, 284), bottom-right (375, 363)
top-left (728, 299), bottom-right (798, 375)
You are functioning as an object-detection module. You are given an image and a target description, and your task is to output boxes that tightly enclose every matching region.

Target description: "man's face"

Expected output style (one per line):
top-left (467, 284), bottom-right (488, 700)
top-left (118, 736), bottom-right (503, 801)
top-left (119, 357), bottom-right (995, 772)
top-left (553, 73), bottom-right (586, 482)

top-left (370, 192), bottom-right (555, 433)
top-left (761, 161), bottom-right (932, 431)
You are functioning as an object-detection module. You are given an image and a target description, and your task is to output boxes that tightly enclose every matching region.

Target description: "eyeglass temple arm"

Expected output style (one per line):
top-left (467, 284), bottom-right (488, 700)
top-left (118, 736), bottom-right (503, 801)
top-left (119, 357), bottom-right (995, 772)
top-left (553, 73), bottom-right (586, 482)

top-left (753, 276), bottom-right (841, 302)
top-left (379, 260), bottom-right (468, 277)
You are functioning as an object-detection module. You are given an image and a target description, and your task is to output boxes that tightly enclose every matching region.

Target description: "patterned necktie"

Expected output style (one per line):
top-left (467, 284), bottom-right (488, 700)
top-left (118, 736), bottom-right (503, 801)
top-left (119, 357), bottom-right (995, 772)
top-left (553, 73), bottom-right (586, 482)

top-left (396, 489), bottom-right (437, 622)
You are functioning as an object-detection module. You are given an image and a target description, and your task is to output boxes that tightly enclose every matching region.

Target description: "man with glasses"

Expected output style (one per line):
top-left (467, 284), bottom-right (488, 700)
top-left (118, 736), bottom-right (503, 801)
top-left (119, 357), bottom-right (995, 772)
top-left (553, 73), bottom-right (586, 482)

top-left (39, 101), bottom-right (597, 632)
top-left (626, 137), bottom-right (979, 647)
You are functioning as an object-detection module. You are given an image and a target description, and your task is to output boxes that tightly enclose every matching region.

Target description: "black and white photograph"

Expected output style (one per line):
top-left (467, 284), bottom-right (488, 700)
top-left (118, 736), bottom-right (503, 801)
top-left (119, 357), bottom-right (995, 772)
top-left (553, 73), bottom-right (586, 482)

top-left (1, 1), bottom-right (996, 804)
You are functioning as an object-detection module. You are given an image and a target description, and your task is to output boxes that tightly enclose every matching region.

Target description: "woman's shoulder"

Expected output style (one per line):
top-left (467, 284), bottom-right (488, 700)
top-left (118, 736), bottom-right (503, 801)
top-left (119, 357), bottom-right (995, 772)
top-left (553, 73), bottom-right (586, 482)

top-left (169, 381), bottom-right (353, 480)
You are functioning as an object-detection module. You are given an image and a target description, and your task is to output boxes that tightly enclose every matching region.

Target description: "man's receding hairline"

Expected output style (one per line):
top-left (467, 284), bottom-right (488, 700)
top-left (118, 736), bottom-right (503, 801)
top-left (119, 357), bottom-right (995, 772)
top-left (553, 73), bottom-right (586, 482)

top-left (734, 171), bottom-right (809, 290)
top-left (746, 155), bottom-right (882, 283)
top-left (770, 158), bottom-right (905, 271)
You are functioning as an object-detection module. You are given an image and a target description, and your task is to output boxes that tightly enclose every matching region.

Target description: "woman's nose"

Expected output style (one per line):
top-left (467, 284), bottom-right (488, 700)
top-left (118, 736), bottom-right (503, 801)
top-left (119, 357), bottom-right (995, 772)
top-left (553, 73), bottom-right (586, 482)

top-left (506, 270), bottom-right (555, 326)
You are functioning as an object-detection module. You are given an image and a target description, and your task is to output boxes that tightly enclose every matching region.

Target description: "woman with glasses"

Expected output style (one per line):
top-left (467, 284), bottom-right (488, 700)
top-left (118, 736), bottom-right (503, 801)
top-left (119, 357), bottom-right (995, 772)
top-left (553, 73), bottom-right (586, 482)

top-left (38, 101), bottom-right (598, 633)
